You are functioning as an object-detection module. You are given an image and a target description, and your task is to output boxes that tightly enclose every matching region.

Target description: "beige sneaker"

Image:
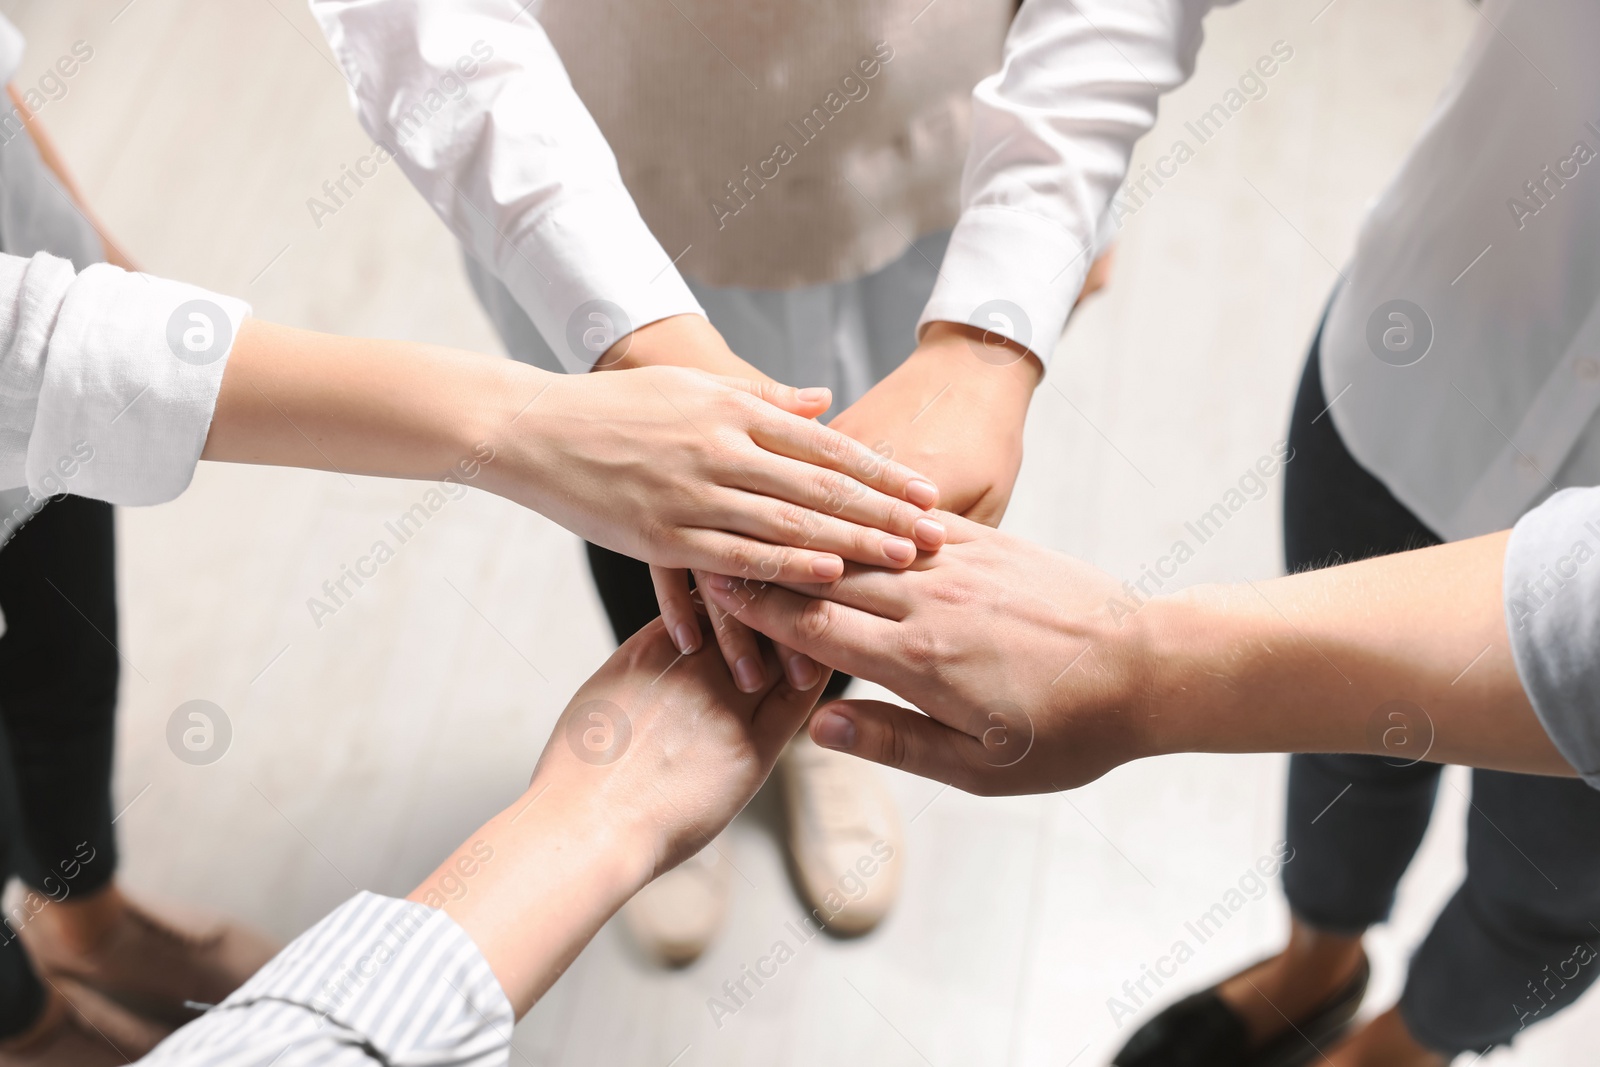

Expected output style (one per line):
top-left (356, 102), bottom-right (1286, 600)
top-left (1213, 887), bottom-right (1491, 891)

top-left (0, 977), bottom-right (171, 1064)
top-left (621, 841), bottom-right (733, 967)
top-left (18, 893), bottom-right (279, 1027)
top-left (780, 734), bottom-right (903, 937)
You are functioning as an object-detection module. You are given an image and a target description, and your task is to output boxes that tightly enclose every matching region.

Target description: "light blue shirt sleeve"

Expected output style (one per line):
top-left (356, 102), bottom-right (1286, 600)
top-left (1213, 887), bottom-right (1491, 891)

top-left (1504, 485), bottom-right (1600, 788)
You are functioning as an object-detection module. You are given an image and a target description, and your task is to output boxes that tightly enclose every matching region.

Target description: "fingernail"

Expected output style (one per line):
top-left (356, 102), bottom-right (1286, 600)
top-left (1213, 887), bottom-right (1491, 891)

top-left (814, 710), bottom-right (857, 750)
top-left (798, 386), bottom-right (831, 405)
top-left (734, 656), bottom-right (764, 693)
top-left (914, 517), bottom-right (946, 545)
top-left (788, 653), bottom-right (820, 691)
top-left (811, 556), bottom-right (844, 579)
top-left (906, 479), bottom-right (938, 509)
top-left (883, 537), bottom-right (916, 564)
top-left (673, 623), bottom-right (699, 655)
top-left (706, 573), bottom-right (736, 591)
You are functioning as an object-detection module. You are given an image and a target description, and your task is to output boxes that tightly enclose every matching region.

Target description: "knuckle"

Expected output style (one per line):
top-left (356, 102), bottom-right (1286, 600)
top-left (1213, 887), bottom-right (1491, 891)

top-left (881, 719), bottom-right (913, 772)
top-left (929, 578), bottom-right (975, 609)
top-left (897, 625), bottom-right (946, 671)
top-left (811, 427), bottom-right (855, 467)
top-left (774, 502), bottom-right (822, 545)
top-left (795, 597), bottom-right (837, 644)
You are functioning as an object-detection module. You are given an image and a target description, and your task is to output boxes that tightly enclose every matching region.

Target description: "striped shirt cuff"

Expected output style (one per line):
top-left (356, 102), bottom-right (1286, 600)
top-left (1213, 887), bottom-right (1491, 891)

top-left (142, 892), bottom-right (513, 1066)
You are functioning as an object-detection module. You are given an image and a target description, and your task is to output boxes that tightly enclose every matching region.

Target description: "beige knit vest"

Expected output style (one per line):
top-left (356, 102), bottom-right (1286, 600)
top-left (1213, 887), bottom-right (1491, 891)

top-left (539, 0), bottom-right (1011, 289)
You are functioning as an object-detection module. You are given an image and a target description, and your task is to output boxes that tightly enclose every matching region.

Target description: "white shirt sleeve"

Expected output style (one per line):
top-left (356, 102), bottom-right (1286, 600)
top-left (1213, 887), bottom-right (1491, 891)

top-left (0, 251), bottom-right (247, 506)
top-left (138, 892), bottom-right (514, 1066)
top-left (920, 0), bottom-right (1220, 363)
top-left (308, 0), bottom-right (703, 373)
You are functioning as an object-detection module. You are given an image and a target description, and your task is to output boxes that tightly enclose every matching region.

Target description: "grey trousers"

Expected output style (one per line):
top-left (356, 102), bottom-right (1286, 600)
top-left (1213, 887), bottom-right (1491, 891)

top-left (1282, 336), bottom-right (1600, 1055)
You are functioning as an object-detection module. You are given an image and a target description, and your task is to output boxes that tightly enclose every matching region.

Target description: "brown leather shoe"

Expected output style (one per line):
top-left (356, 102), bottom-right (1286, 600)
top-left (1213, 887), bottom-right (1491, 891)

top-left (0, 978), bottom-right (170, 1065)
top-left (19, 895), bottom-right (279, 1027)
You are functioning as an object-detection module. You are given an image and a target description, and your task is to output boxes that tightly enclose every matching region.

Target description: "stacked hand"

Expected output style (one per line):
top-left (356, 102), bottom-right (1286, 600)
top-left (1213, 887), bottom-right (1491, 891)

top-left (701, 516), bottom-right (1572, 794)
top-left (591, 315), bottom-right (1044, 692)
top-left (703, 513), bottom-right (1150, 793)
top-left (411, 615), bottom-right (826, 1015)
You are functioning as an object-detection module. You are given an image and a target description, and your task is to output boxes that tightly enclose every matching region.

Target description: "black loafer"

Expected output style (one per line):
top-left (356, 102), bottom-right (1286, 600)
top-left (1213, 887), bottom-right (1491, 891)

top-left (1112, 953), bottom-right (1369, 1067)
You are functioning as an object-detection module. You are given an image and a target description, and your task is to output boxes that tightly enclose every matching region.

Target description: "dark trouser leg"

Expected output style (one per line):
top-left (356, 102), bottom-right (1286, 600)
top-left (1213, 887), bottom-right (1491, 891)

top-left (0, 495), bottom-right (119, 892)
top-left (1400, 770), bottom-right (1600, 1053)
top-left (1282, 327), bottom-right (1600, 1054)
top-left (584, 542), bottom-right (853, 700)
top-left (0, 495), bottom-right (119, 1036)
top-left (1280, 325), bottom-right (1447, 936)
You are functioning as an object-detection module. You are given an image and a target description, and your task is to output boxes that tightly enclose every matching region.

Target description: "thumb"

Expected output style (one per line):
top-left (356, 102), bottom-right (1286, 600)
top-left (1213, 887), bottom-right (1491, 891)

top-left (810, 699), bottom-right (986, 793)
top-left (714, 375), bottom-right (831, 418)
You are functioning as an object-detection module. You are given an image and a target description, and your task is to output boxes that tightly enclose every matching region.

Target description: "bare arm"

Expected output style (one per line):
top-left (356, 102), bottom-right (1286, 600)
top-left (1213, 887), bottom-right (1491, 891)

top-left (9, 85), bottom-right (135, 270)
top-left (407, 618), bottom-right (822, 1015)
top-left (203, 319), bottom-right (942, 590)
top-left (701, 516), bottom-right (1570, 792)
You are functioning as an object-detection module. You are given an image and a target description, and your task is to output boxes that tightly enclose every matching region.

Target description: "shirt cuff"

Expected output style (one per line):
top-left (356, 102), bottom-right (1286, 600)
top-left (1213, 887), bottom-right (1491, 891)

top-left (917, 205), bottom-right (1093, 369)
top-left (218, 892), bottom-right (513, 1062)
top-left (31, 263), bottom-right (248, 505)
top-left (498, 194), bottom-right (704, 374)
top-left (1504, 486), bottom-right (1600, 789)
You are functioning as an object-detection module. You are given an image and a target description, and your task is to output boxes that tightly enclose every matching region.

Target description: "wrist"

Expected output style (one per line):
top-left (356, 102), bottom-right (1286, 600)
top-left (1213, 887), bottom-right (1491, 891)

top-left (512, 775), bottom-right (657, 904)
top-left (917, 321), bottom-right (1044, 398)
top-left (1141, 581), bottom-right (1372, 760)
top-left (595, 313), bottom-right (764, 380)
top-left (1138, 585), bottom-right (1255, 759)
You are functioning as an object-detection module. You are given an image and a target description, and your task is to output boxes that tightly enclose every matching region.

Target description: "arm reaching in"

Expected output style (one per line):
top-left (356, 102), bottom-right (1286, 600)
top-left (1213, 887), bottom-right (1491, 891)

top-left (139, 617), bottom-right (823, 1064)
top-left (702, 512), bottom-right (1575, 793)
top-left (206, 318), bottom-right (941, 596)
top-left (408, 616), bottom-right (822, 1015)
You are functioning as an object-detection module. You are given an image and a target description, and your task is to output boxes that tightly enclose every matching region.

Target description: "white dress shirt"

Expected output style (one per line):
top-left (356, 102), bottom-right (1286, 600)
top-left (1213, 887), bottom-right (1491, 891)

top-left (307, 0), bottom-right (1159, 373)
top-left (314, 0), bottom-right (1600, 543)
top-left (0, 17), bottom-right (247, 509)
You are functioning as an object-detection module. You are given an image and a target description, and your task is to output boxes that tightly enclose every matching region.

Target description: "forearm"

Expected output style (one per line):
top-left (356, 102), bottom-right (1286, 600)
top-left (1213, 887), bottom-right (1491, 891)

top-left (1145, 531), bottom-right (1572, 775)
top-left (409, 778), bottom-right (652, 1018)
top-left (596, 312), bottom-right (769, 380)
top-left (204, 318), bottom-right (537, 481)
top-left (9, 86), bottom-right (134, 270)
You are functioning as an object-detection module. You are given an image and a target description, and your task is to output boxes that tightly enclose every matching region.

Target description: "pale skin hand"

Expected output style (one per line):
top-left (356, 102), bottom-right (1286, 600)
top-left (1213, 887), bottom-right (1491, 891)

top-left (604, 315), bottom-right (1042, 690)
top-left (407, 617), bottom-right (824, 1016)
top-left (596, 313), bottom-right (947, 692)
top-left (702, 514), bottom-right (1573, 792)
top-left (827, 321), bottom-right (1042, 526)
top-left (203, 318), bottom-right (942, 603)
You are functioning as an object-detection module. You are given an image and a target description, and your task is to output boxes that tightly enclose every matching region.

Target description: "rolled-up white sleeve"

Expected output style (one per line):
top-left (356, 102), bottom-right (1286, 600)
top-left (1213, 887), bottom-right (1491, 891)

top-left (309, 0), bottom-right (702, 373)
top-left (1504, 486), bottom-right (1600, 788)
top-left (0, 252), bottom-right (247, 506)
top-left (920, 0), bottom-right (1219, 364)
top-left (139, 892), bottom-right (513, 1066)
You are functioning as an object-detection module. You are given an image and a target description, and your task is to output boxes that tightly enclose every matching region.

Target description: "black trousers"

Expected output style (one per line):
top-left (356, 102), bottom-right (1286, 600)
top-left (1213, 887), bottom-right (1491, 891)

top-left (1281, 334), bottom-right (1600, 1054)
top-left (584, 543), bottom-right (853, 701)
top-left (0, 495), bottom-right (120, 1036)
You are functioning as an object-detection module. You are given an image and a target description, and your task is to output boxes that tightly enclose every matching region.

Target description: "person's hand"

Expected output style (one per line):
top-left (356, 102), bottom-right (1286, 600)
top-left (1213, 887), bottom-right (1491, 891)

top-left (827, 322), bottom-right (1041, 526)
top-left (532, 616), bottom-right (826, 875)
top-left (701, 513), bottom-right (1152, 794)
top-left (413, 617), bottom-right (825, 1015)
top-left (481, 361), bottom-right (945, 637)
top-left (579, 312), bottom-right (945, 686)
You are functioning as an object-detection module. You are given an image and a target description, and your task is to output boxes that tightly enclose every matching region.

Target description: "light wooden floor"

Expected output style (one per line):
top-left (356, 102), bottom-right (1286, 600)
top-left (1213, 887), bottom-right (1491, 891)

top-left (6, 1), bottom-right (1595, 1063)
